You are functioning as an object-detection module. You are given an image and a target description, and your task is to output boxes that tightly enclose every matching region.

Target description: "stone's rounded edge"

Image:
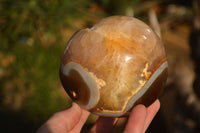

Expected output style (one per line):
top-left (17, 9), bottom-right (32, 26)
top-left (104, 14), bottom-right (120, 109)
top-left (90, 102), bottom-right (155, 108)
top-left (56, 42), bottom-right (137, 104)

top-left (60, 61), bottom-right (100, 110)
top-left (63, 29), bottom-right (82, 55)
top-left (93, 16), bottom-right (144, 27)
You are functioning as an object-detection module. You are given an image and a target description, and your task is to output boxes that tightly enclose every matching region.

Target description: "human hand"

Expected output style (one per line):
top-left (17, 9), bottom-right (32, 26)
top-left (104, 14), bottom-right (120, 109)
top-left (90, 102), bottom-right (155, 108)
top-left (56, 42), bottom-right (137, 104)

top-left (37, 99), bottom-right (160, 133)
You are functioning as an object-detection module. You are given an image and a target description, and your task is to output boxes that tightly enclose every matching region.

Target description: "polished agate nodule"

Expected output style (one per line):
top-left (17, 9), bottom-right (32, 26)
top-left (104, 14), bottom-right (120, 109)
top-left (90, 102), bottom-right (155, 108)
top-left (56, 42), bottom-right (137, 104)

top-left (59, 16), bottom-right (168, 117)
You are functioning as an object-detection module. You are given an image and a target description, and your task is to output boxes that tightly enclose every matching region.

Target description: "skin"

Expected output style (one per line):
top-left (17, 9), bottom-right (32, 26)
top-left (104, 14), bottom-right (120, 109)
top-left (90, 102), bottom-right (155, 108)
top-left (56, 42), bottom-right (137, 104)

top-left (37, 99), bottom-right (160, 133)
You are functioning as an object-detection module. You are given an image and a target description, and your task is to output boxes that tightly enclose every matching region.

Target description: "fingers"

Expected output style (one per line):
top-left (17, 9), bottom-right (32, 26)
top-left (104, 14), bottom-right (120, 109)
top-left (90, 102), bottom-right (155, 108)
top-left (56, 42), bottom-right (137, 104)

top-left (124, 99), bottom-right (160, 133)
top-left (89, 117), bottom-right (118, 133)
top-left (123, 105), bottom-right (147, 133)
top-left (37, 100), bottom-right (160, 133)
top-left (142, 99), bottom-right (160, 132)
top-left (37, 103), bottom-right (89, 133)
top-left (68, 109), bottom-right (90, 133)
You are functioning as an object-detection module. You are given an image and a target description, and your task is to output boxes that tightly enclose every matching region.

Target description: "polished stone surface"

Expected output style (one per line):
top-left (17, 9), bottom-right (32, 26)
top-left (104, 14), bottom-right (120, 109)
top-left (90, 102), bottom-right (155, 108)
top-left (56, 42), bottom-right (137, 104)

top-left (60, 16), bottom-right (167, 117)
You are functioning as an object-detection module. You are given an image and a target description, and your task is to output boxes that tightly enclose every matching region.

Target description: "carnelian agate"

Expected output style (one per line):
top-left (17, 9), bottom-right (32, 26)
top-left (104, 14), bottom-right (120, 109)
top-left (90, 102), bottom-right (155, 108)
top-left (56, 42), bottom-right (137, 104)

top-left (60, 16), bottom-right (168, 117)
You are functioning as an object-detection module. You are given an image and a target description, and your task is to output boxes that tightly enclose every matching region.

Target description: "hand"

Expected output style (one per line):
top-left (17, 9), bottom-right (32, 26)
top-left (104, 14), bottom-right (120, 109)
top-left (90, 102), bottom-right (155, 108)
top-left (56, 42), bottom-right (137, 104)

top-left (37, 99), bottom-right (160, 133)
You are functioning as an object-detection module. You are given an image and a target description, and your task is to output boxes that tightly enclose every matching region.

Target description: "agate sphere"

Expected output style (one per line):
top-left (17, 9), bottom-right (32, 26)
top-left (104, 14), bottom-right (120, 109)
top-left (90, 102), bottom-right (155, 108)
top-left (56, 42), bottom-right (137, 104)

top-left (59, 16), bottom-right (168, 117)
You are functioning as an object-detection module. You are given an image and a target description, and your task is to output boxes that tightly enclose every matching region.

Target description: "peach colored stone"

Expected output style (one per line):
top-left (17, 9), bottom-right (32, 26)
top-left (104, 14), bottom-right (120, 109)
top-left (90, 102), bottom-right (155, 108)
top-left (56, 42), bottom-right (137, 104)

top-left (60, 16), bottom-right (168, 117)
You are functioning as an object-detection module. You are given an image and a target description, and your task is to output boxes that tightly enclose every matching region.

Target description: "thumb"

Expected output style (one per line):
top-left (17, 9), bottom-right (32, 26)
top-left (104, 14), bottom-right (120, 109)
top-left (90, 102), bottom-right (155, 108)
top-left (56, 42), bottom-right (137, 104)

top-left (37, 103), bottom-right (83, 133)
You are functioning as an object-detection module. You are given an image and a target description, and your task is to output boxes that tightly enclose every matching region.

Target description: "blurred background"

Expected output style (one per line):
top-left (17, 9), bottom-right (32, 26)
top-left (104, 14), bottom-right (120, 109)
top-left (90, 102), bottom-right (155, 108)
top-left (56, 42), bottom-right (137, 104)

top-left (0, 0), bottom-right (200, 132)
